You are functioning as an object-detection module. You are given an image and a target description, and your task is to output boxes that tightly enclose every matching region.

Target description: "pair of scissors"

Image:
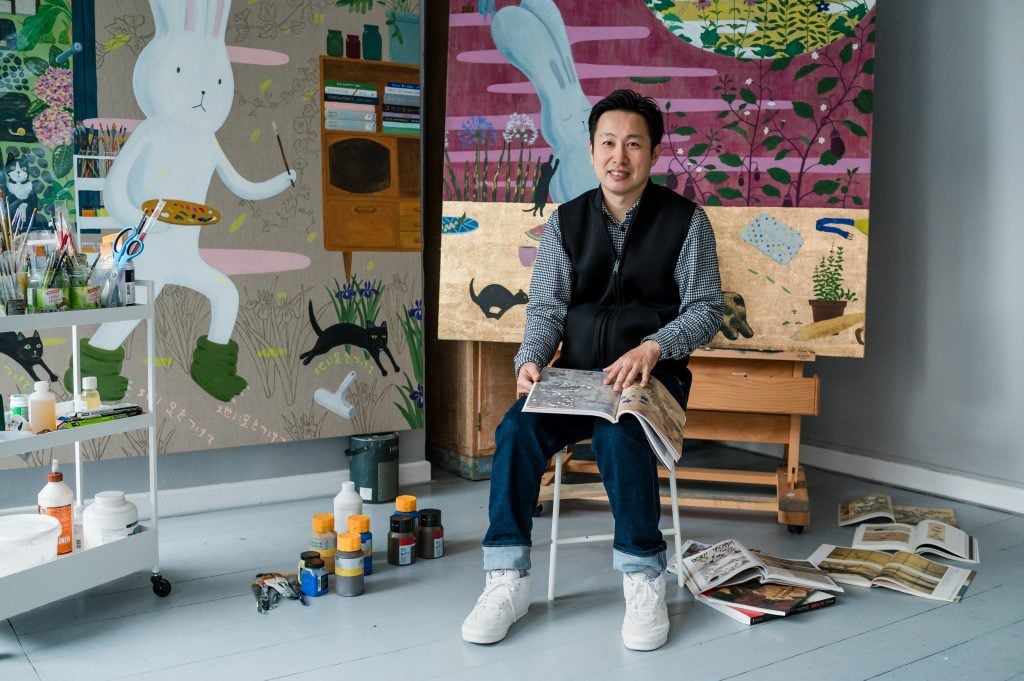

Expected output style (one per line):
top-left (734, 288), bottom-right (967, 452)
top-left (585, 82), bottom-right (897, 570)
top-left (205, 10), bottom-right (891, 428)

top-left (112, 226), bottom-right (144, 267)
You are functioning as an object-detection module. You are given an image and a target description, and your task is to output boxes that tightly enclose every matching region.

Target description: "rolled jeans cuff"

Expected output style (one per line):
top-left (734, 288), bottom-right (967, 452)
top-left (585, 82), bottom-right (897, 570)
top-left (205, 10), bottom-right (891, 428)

top-left (483, 544), bottom-right (531, 571)
top-left (613, 547), bottom-right (666, 574)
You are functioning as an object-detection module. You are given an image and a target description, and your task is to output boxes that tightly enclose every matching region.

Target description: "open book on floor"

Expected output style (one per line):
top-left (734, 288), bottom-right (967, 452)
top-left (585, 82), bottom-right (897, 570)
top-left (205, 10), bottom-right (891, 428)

top-left (852, 520), bottom-right (979, 563)
top-left (838, 492), bottom-right (958, 527)
top-left (521, 367), bottom-right (686, 469)
top-left (700, 585), bottom-right (837, 626)
top-left (808, 544), bottom-right (976, 603)
top-left (670, 538), bottom-right (843, 595)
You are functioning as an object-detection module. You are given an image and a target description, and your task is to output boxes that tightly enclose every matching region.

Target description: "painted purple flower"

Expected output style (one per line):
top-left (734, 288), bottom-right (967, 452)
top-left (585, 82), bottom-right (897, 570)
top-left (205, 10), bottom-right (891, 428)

top-left (457, 115), bottom-right (497, 150)
top-left (338, 282), bottom-right (356, 300)
top-left (407, 299), bottom-right (423, 320)
top-left (34, 67), bottom-right (73, 108)
top-left (696, 0), bottom-right (712, 9)
top-left (360, 281), bottom-right (378, 298)
top-left (32, 107), bottom-right (73, 148)
top-left (744, 0), bottom-right (758, 5)
top-left (409, 384), bottom-right (424, 408)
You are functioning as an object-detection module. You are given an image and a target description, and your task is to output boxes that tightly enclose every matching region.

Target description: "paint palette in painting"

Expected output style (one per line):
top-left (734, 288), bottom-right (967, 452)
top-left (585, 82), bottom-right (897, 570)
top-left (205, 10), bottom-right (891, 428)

top-left (141, 198), bottom-right (221, 226)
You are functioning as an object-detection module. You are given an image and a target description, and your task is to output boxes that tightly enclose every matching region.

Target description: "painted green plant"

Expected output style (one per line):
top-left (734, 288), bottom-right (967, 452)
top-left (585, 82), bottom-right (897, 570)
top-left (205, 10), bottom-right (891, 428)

top-left (658, 3), bottom-right (874, 208)
top-left (393, 300), bottom-right (424, 428)
top-left (328, 274), bottom-right (385, 357)
top-left (811, 245), bottom-right (857, 302)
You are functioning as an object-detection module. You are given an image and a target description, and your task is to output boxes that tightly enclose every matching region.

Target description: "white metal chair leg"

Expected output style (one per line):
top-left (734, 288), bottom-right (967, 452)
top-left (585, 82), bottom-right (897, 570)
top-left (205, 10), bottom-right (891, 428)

top-left (547, 450), bottom-right (564, 601)
top-left (668, 459), bottom-right (684, 588)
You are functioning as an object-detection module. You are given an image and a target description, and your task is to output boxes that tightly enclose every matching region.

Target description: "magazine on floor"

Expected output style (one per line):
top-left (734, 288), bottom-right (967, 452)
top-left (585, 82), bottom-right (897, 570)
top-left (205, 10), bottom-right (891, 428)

top-left (672, 539), bottom-right (843, 595)
top-left (852, 520), bottom-right (979, 563)
top-left (521, 367), bottom-right (686, 468)
top-left (838, 492), bottom-right (958, 527)
top-left (807, 544), bottom-right (975, 603)
top-left (700, 588), bottom-right (837, 626)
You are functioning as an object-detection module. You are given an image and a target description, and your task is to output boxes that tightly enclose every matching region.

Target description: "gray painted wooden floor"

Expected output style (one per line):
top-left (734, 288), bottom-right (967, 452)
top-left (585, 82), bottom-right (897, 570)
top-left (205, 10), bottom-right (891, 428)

top-left (2, 445), bottom-right (1022, 681)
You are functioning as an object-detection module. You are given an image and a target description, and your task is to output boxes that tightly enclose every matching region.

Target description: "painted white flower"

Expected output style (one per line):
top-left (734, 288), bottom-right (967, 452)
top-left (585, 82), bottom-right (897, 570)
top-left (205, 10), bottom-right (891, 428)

top-left (819, 103), bottom-right (828, 111)
top-left (818, 136), bottom-right (826, 145)
top-left (695, 166), bottom-right (704, 173)
top-left (811, 51), bottom-right (819, 61)
top-left (743, 110), bottom-right (751, 117)
top-left (852, 43), bottom-right (859, 50)
top-left (744, 78), bottom-right (753, 85)
top-left (678, 149), bottom-right (686, 155)
top-left (763, 126), bottom-right (770, 135)
top-left (767, 100), bottom-right (776, 107)
top-left (502, 112), bottom-right (539, 144)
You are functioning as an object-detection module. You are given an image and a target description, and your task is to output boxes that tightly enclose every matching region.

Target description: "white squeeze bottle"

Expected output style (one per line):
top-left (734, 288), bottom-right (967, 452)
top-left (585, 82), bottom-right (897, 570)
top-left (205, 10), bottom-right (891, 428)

top-left (39, 459), bottom-right (74, 555)
top-left (28, 381), bottom-right (57, 434)
top-left (333, 480), bottom-right (363, 535)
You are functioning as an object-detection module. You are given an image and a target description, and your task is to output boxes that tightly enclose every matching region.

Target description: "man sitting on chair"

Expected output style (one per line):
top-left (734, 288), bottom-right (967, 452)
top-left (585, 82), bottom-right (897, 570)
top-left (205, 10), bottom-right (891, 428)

top-left (461, 90), bottom-right (724, 651)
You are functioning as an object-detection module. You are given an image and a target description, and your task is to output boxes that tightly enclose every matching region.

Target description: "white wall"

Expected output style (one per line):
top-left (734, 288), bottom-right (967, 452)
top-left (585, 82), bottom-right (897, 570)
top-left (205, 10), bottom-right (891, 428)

top-left (803, 1), bottom-right (1024, 490)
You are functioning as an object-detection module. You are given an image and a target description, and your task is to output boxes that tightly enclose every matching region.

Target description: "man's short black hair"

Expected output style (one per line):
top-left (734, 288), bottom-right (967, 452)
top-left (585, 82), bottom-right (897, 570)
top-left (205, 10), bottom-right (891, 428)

top-left (587, 89), bottom-right (664, 149)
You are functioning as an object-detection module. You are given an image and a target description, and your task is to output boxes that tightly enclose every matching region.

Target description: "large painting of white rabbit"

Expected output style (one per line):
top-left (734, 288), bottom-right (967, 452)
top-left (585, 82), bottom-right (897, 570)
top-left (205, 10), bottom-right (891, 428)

top-left (0, 0), bottom-right (425, 468)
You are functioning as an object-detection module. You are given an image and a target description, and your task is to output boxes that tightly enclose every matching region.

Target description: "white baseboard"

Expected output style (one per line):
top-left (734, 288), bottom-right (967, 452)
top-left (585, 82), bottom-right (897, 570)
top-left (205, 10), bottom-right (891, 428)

top-left (2, 461), bottom-right (434, 519)
top-left (725, 441), bottom-right (1024, 515)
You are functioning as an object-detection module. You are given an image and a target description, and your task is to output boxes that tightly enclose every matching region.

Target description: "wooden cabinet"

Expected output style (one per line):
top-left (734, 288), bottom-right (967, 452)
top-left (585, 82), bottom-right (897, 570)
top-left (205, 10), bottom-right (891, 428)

top-left (319, 57), bottom-right (421, 274)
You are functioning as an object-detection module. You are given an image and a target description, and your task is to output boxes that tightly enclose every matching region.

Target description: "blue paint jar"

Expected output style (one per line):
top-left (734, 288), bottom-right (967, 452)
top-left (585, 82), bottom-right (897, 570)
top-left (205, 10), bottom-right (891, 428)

top-left (300, 557), bottom-right (328, 597)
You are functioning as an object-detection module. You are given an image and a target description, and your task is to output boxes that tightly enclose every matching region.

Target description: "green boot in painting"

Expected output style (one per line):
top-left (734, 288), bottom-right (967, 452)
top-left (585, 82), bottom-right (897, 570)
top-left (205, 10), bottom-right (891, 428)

top-left (63, 338), bottom-right (130, 401)
top-left (189, 335), bottom-right (247, 402)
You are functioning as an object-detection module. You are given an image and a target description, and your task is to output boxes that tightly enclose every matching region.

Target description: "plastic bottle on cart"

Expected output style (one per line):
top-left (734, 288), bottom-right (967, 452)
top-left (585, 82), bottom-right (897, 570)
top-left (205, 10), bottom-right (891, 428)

top-left (333, 480), bottom-right (363, 534)
top-left (82, 491), bottom-right (139, 549)
top-left (81, 377), bottom-right (101, 410)
top-left (28, 381), bottom-right (57, 434)
top-left (38, 459), bottom-right (73, 555)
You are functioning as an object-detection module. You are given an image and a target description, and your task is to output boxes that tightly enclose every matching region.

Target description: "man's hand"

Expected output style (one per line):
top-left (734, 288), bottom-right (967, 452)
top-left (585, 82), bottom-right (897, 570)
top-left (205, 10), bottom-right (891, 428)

top-left (517, 362), bottom-right (543, 396)
top-left (603, 340), bottom-right (661, 392)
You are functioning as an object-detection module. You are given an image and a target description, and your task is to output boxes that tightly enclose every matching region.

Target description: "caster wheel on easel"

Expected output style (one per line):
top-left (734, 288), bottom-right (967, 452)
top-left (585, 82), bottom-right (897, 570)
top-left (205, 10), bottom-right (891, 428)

top-left (151, 574), bottom-right (172, 597)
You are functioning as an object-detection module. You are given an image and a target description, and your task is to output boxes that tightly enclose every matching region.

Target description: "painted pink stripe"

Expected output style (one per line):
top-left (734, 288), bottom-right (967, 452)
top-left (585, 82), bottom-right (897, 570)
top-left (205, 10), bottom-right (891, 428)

top-left (199, 249), bottom-right (311, 275)
top-left (212, 0), bottom-right (225, 37)
top-left (443, 148), bottom-right (870, 175)
top-left (227, 46), bottom-right (290, 66)
top-left (83, 117), bottom-right (142, 132)
top-left (185, 0), bottom-right (196, 32)
top-left (449, 13), bottom-right (650, 44)
top-left (461, 51), bottom-right (715, 79)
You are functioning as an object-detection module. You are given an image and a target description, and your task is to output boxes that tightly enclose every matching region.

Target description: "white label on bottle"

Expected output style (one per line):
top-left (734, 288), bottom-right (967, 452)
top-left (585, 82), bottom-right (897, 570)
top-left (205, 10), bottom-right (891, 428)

top-left (399, 544), bottom-right (413, 565)
top-left (359, 487), bottom-right (372, 501)
top-left (434, 537), bottom-right (444, 558)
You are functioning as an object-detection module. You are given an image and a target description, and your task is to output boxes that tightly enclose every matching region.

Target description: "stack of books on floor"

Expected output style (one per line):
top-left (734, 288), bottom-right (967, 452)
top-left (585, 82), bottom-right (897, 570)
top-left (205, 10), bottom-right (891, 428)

top-left (382, 81), bottom-right (420, 136)
top-left (324, 79), bottom-right (378, 133)
top-left (670, 539), bottom-right (843, 625)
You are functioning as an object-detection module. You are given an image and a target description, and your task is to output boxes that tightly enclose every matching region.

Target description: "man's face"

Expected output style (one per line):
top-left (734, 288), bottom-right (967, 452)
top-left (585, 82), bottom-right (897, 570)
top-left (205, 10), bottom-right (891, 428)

top-left (589, 109), bottom-right (660, 202)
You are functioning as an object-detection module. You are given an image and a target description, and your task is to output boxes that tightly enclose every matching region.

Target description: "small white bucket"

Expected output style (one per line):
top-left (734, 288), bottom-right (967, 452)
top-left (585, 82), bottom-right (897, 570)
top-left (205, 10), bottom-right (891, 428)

top-left (0, 514), bottom-right (61, 577)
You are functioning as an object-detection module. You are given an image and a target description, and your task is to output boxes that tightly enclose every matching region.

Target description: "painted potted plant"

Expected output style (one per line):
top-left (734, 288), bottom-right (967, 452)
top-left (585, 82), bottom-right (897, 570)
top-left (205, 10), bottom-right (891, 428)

top-left (809, 244), bottom-right (857, 322)
top-left (381, 0), bottom-right (420, 65)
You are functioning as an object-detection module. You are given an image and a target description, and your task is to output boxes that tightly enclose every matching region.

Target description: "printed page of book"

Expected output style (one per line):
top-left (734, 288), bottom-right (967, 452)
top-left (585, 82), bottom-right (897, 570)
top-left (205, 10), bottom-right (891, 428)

top-left (874, 551), bottom-right (976, 602)
top-left (807, 544), bottom-right (889, 588)
top-left (852, 522), bottom-right (915, 552)
top-left (910, 520), bottom-right (980, 563)
top-left (668, 538), bottom-right (712, 576)
top-left (618, 377), bottom-right (685, 463)
top-left (893, 505), bottom-right (958, 526)
top-left (522, 368), bottom-right (620, 421)
top-left (752, 552), bottom-right (843, 592)
top-left (635, 415), bottom-right (679, 467)
top-left (680, 539), bottom-right (765, 593)
top-left (838, 492), bottom-right (894, 526)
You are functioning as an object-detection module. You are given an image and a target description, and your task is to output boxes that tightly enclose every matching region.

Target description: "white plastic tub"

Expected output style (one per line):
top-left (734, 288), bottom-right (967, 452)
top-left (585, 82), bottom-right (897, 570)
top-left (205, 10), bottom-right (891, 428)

top-left (0, 514), bottom-right (61, 577)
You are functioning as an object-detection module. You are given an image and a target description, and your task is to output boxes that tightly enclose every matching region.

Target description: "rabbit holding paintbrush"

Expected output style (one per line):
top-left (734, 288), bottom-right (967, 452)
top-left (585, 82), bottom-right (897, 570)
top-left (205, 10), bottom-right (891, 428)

top-left (69, 0), bottom-right (295, 402)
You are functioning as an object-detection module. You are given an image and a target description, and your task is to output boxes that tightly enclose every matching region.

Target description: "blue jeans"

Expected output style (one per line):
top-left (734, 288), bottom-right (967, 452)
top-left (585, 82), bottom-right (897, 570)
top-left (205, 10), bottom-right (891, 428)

top-left (482, 370), bottom-right (689, 574)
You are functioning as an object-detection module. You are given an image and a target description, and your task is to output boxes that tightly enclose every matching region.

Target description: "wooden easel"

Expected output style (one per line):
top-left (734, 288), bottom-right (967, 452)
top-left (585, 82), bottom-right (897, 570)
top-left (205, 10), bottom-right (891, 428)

top-left (537, 349), bottom-right (819, 532)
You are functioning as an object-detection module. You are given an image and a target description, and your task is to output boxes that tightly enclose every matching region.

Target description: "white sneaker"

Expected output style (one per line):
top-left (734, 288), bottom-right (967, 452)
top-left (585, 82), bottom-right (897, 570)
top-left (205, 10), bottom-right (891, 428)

top-left (621, 571), bottom-right (669, 651)
top-left (461, 570), bottom-right (531, 644)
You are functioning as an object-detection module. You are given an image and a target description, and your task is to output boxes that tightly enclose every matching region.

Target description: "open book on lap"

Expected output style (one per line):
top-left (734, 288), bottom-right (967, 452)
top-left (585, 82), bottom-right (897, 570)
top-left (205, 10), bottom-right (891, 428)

top-left (521, 367), bottom-right (686, 468)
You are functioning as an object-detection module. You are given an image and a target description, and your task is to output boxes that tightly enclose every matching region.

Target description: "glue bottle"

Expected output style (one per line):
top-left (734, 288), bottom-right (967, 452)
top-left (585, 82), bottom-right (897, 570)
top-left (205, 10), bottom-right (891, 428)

top-left (81, 376), bottom-right (101, 410)
top-left (38, 459), bottom-right (74, 555)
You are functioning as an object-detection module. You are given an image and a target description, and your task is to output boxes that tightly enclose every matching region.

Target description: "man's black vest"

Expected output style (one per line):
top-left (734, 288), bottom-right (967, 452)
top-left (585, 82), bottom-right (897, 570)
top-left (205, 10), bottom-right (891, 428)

top-left (554, 181), bottom-right (696, 387)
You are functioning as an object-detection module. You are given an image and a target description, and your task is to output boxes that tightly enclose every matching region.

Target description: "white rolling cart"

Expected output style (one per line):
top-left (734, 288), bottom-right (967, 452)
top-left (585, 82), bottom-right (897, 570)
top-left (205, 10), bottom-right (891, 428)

top-left (0, 281), bottom-right (170, 622)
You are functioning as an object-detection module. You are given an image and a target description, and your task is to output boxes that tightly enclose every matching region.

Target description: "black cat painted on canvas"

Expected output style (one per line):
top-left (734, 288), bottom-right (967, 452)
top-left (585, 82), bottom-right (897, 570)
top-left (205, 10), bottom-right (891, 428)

top-left (301, 301), bottom-right (400, 376)
top-left (0, 330), bottom-right (58, 382)
top-left (523, 154), bottom-right (559, 217)
top-left (469, 279), bottom-right (528, 320)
